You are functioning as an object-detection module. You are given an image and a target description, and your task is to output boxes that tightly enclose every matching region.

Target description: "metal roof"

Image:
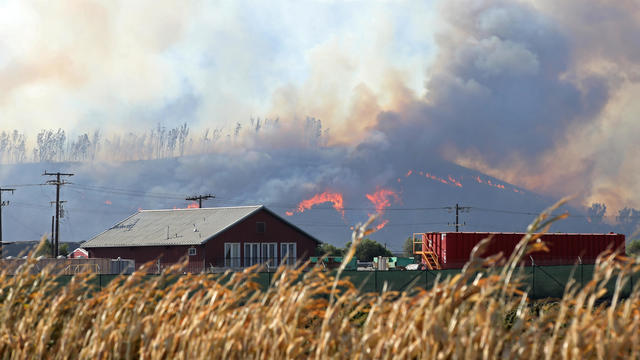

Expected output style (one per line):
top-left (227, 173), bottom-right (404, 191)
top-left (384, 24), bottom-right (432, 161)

top-left (82, 205), bottom-right (265, 248)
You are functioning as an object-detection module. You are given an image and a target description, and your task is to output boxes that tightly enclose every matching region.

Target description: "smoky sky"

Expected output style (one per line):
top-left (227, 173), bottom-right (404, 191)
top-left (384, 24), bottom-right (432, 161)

top-left (373, 0), bottom-right (610, 164)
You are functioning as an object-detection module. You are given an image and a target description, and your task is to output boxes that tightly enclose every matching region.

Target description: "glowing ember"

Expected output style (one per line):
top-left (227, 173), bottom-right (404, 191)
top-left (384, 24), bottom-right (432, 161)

top-left (405, 170), bottom-right (413, 177)
top-left (187, 202), bottom-right (199, 209)
top-left (366, 188), bottom-right (400, 231)
top-left (474, 175), bottom-right (509, 190)
top-left (288, 191), bottom-right (345, 217)
top-left (374, 220), bottom-right (389, 231)
top-left (448, 175), bottom-right (463, 188)
top-left (104, 200), bottom-right (112, 205)
top-left (425, 172), bottom-right (449, 184)
top-left (366, 188), bottom-right (400, 213)
top-left (285, 211), bottom-right (294, 216)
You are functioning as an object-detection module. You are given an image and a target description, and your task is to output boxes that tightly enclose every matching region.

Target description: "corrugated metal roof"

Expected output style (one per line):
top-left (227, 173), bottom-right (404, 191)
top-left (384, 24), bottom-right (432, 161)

top-left (82, 205), bottom-right (263, 248)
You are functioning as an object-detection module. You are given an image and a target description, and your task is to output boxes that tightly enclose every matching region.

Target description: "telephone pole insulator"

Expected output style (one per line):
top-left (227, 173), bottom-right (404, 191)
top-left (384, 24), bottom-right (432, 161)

top-left (446, 203), bottom-right (472, 232)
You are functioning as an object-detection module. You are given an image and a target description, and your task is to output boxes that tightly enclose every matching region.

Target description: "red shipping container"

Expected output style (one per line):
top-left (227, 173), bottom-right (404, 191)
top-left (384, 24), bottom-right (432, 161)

top-left (418, 232), bottom-right (625, 269)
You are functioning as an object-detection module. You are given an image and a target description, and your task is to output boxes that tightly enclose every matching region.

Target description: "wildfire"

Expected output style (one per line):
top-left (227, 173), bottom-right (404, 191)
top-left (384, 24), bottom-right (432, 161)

top-left (366, 188), bottom-right (400, 213)
top-left (448, 175), bottom-right (463, 187)
top-left (403, 168), bottom-right (465, 189)
top-left (187, 202), bottom-right (199, 209)
top-left (374, 220), bottom-right (389, 231)
top-left (287, 191), bottom-right (345, 217)
top-left (366, 188), bottom-right (400, 231)
top-left (474, 175), bottom-right (510, 190)
top-left (425, 172), bottom-right (449, 185)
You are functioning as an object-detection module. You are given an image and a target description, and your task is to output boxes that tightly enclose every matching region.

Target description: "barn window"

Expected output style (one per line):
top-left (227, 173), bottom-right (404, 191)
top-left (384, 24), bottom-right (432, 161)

top-left (244, 243), bottom-right (260, 266)
top-left (280, 243), bottom-right (297, 265)
top-left (224, 243), bottom-right (241, 267)
top-left (256, 222), bottom-right (266, 233)
top-left (188, 247), bottom-right (197, 256)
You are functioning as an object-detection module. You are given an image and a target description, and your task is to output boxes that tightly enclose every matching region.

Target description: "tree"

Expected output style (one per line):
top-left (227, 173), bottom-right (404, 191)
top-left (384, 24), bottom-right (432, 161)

top-left (616, 207), bottom-right (640, 236)
top-left (402, 236), bottom-right (415, 257)
top-left (627, 239), bottom-right (640, 257)
top-left (588, 203), bottom-right (607, 224)
top-left (345, 238), bottom-right (393, 262)
top-left (315, 243), bottom-right (344, 257)
top-left (35, 239), bottom-right (69, 258)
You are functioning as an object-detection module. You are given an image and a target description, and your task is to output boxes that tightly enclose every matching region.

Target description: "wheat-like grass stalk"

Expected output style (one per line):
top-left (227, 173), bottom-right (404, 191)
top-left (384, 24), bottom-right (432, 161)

top-left (0, 206), bottom-right (638, 359)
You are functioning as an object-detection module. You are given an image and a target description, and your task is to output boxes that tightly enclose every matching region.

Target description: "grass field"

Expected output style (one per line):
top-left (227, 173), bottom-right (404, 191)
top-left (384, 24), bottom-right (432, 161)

top-left (1, 200), bottom-right (639, 359)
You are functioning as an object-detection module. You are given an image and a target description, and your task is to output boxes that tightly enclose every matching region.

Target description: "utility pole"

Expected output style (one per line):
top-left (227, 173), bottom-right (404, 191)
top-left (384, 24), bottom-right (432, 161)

top-left (51, 216), bottom-right (55, 258)
top-left (0, 187), bottom-right (15, 259)
top-left (185, 194), bottom-right (215, 208)
top-left (446, 203), bottom-right (471, 232)
top-left (43, 171), bottom-right (73, 257)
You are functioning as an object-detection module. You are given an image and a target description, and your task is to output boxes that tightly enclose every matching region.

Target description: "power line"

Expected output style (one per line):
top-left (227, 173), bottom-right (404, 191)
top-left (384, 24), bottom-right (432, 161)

top-left (0, 183), bottom-right (45, 188)
top-left (70, 183), bottom-right (189, 198)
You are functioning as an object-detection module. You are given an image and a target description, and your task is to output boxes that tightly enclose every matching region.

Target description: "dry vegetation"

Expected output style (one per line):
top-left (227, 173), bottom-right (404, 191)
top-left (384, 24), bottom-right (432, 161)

top-left (0, 200), bottom-right (639, 359)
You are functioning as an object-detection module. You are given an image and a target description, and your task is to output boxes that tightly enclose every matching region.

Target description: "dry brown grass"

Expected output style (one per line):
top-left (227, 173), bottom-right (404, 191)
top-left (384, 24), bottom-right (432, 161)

top-left (0, 200), bottom-right (639, 359)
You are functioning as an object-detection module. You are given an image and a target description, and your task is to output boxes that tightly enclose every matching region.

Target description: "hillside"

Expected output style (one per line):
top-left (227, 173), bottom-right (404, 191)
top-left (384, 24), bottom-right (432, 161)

top-left (0, 152), bottom-right (615, 253)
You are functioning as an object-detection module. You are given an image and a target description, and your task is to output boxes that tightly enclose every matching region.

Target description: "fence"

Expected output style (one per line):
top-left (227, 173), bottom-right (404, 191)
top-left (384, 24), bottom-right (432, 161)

top-left (29, 262), bottom-right (638, 300)
top-left (0, 258), bottom-right (113, 275)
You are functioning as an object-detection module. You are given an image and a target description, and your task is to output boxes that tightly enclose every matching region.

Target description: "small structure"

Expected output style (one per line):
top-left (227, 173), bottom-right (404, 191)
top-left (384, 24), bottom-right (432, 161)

top-left (82, 205), bottom-right (320, 271)
top-left (69, 248), bottom-right (89, 259)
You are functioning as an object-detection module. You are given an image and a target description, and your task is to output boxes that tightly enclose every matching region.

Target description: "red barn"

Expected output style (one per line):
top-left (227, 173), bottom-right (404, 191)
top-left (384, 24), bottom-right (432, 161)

top-left (415, 232), bottom-right (626, 270)
top-left (82, 205), bottom-right (320, 271)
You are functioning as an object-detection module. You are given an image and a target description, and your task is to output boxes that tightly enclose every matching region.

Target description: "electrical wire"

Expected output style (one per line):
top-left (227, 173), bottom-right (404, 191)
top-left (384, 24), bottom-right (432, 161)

top-left (69, 184), bottom-right (187, 200)
top-left (0, 183), bottom-right (45, 188)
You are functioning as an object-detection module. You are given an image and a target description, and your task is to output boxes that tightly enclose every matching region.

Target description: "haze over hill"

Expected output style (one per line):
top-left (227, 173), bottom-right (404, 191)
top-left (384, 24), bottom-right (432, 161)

top-left (0, 150), bottom-right (627, 253)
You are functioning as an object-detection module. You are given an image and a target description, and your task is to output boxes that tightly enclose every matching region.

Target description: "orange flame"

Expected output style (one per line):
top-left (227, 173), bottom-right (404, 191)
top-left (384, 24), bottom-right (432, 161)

top-left (448, 175), bottom-right (463, 188)
top-left (475, 176), bottom-right (508, 190)
top-left (366, 188), bottom-right (400, 231)
top-left (425, 172), bottom-right (449, 185)
top-left (366, 188), bottom-right (400, 213)
top-left (374, 220), bottom-right (389, 231)
top-left (288, 191), bottom-right (345, 217)
top-left (406, 170), bottom-right (413, 177)
top-left (187, 202), bottom-right (199, 209)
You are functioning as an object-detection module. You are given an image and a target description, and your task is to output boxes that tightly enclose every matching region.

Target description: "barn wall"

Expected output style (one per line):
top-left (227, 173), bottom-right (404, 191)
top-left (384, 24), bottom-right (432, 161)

top-left (87, 244), bottom-right (204, 268)
top-left (202, 208), bottom-right (318, 267)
